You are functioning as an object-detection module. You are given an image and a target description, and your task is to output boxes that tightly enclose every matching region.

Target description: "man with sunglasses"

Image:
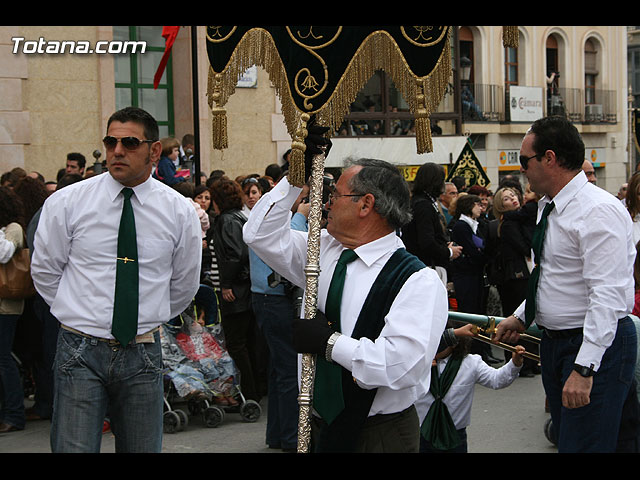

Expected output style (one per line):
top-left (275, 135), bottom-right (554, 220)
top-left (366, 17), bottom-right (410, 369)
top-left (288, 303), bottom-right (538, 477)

top-left (494, 116), bottom-right (637, 453)
top-left (243, 130), bottom-right (448, 452)
top-left (31, 106), bottom-right (202, 452)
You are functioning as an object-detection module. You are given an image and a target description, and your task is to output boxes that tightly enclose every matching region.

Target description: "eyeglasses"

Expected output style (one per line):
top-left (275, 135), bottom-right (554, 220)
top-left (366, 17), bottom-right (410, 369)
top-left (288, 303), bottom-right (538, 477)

top-left (519, 153), bottom-right (543, 170)
top-left (103, 136), bottom-right (155, 151)
top-left (328, 191), bottom-right (364, 205)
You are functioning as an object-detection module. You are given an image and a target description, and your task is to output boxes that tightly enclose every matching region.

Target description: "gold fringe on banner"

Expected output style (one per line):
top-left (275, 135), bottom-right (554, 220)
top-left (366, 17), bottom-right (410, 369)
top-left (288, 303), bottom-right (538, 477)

top-left (503, 26), bottom-right (519, 48)
top-left (206, 27), bottom-right (453, 170)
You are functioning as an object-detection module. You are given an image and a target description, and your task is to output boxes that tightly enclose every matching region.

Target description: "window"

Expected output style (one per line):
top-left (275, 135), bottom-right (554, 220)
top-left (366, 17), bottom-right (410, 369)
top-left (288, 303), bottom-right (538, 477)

top-left (584, 39), bottom-right (598, 105)
top-left (113, 26), bottom-right (174, 137)
top-left (505, 47), bottom-right (518, 88)
top-left (339, 71), bottom-right (415, 136)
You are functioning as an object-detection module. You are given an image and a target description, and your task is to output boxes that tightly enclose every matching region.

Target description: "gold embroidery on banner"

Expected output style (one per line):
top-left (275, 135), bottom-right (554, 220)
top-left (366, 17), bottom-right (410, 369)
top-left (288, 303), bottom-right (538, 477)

top-left (401, 26), bottom-right (448, 47)
top-left (296, 26), bottom-right (323, 41)
top-left (206, 26), bottom-right (237, 43)
top-left (286, 26), bottom-right (342, 111)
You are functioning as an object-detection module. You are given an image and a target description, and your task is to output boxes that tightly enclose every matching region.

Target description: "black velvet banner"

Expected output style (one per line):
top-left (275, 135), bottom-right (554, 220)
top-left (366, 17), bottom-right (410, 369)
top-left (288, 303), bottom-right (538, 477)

top-left (205, 26), bottom-right (451, 116)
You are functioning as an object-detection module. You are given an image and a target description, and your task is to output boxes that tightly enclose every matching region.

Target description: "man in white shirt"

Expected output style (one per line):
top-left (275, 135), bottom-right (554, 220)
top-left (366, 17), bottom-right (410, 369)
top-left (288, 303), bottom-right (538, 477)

top-left (243, 157), bottom-right (448, 452)
top-left (494, 116), bottom-right (637, 453)
top-left (31, 107), bottom-right (202, 453)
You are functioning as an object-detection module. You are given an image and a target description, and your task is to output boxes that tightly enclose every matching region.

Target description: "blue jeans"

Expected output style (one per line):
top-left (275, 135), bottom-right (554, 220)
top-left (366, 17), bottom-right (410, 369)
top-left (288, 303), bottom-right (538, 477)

top-left (252, 293), bottom-right (299, 449)
top-left (541, 317), bottom-right (637, 453)
top-left (0, 314), bottom-right (25, 429)
top-left (50, 327), bottom-right (164, 453)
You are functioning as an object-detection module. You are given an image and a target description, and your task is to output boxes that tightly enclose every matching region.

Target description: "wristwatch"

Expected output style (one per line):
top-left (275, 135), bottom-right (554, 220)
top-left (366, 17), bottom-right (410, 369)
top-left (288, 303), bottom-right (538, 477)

top-left (573, 363), bottom-right (596, 377)
top-left (325, 332), bottom-right (341, 363)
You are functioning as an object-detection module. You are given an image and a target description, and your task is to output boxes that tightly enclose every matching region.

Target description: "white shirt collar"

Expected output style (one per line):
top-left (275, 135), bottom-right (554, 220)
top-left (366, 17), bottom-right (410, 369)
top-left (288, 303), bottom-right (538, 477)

top-left (539, 170), bottom-right (588, 216)
top-left (104, 172), bottom-right (154, 205)
top-left (352, 231), bottom-right (402, 268)
top-left (459, 214), bottom-right (478, 233)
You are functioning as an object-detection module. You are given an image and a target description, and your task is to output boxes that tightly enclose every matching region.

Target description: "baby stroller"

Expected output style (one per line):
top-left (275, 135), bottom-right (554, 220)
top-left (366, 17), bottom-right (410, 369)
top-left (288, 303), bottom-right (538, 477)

top-left (160, 284), bottom-right (261, 433)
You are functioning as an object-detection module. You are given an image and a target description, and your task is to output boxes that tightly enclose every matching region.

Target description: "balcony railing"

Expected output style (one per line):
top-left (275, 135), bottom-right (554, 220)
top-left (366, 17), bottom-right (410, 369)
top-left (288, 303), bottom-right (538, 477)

top-left (460, 83), bottom-right (617, 124)
top-left (461, 83), bottom-right (505, 122)
top-left (549, 87), bottom-right (617, 123)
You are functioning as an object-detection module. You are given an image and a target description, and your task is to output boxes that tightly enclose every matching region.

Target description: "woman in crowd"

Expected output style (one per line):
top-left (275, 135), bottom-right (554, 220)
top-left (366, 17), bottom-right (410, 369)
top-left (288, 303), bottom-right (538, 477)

top-left (491, 186), bottom-right (539, 376)
top-left (194, 184), bottom-right (220, 290)
top-left (402, 163), bottom-right (462, 285)
top-left (241, 176), bottom-right (264, 217)
top-left (491, 187), bottom-right (531, 315)
top-left (209, 177), bottom-right (260, 402)
top-left (0, 187), bottom-right (27, 432)
top-left (11, 174), bottom-right (51, 420)
top-left (449, 194), bottom-right (487, 315)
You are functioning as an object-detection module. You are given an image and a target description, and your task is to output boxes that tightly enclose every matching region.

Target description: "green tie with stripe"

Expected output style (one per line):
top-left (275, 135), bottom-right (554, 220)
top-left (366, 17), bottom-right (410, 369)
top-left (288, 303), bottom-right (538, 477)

top-left (524, 201), bottom-right (554, 328)
top-left (111, 187), bottom-right (139, 346)
top-left (314, 248), bottom-right (358, 424)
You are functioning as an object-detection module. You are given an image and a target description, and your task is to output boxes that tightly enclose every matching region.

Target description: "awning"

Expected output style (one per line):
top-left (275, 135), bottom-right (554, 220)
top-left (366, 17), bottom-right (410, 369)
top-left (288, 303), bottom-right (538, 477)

top-left (324, 135), bottom-right (470, 167)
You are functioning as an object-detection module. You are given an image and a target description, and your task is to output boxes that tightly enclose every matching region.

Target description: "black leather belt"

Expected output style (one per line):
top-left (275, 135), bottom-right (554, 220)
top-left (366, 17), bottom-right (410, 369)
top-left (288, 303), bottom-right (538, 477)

top-left (541, 317), bottom-right (629, 339)
top-left (542, 327), bottom-right (583, 339)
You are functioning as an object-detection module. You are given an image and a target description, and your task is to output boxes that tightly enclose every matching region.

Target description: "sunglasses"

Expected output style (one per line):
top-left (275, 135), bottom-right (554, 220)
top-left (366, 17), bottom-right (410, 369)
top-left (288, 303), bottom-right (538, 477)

top-left (103, 136), bottom-right (155, 150)
top-left (241, 177), bottom-right (259, 186)
top-left (519, 153), bottom-right (542, 170)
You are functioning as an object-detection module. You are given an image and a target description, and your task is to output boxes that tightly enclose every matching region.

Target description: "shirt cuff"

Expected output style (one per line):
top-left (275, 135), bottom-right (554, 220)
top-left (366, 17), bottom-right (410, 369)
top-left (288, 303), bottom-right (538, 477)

top-left (513, 301), bottom-right (526, 325)
top-left (330, 333), bottom-right (358, 370)
top-left (575, 340), bottom-right (606, 372)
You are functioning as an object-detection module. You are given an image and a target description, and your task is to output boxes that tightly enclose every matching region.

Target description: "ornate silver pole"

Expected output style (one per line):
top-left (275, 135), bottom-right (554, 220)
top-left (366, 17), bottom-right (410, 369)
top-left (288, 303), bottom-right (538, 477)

top-left (296, 147), bottom-right (326, 453)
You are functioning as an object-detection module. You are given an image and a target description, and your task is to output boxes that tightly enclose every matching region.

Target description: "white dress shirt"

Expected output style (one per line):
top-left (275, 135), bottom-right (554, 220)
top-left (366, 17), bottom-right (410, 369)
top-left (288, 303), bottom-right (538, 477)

top-left (31, 172), bottom-right (202, 339)
top-left (415, 354), bottom-right (521, 428)
top-left (243, 177), bottom-right (448, 416)
top-left (514, 171), bottom-right (635, 370)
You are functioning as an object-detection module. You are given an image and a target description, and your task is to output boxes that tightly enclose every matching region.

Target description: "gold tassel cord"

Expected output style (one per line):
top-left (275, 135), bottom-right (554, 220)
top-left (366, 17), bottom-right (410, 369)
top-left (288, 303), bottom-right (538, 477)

top-left (288, 113), bottom-right (309, 187)
top-left (208, 71), bottom-right (228, 149)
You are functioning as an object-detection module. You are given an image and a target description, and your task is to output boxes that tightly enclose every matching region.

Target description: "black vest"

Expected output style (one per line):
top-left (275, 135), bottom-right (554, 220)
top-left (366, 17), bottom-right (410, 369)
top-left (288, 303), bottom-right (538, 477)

top-left (315, 248), bottom-right (426, 452)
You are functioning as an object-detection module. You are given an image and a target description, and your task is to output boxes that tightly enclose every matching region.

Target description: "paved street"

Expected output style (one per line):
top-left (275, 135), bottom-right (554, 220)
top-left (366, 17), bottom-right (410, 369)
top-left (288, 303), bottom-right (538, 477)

top-left (0, 349), bottom-right (556, 454)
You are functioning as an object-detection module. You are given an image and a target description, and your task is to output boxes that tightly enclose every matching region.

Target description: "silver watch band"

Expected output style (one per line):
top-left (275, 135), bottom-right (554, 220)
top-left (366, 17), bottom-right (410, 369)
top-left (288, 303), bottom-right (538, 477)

top-left (325, 332), bottom-right (341, 363)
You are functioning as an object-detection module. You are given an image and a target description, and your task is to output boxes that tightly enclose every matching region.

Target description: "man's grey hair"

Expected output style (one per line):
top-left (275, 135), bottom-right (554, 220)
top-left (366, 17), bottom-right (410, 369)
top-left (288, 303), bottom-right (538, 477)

top-left (345, 157), bottom-right (412, 229)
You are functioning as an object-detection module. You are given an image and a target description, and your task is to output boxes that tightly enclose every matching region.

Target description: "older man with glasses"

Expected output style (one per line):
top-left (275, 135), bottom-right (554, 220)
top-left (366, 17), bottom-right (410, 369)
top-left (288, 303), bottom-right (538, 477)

top-left (495, 115), bottom-right (637, 453)
top-left (243, 148), bottom-right (448, 453)
top-left (31, 106), bottom-right (202, 453)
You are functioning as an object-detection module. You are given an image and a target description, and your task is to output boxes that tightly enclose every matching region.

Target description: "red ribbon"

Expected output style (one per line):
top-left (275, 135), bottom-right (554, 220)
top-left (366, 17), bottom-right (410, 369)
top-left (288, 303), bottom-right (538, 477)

top-left (153, 26), bottom-right (180, 89)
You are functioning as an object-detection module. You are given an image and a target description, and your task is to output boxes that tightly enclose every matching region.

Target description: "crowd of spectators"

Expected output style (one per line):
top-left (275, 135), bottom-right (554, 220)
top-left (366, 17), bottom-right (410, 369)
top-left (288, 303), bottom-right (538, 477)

top-left (1, 144), bottom-right (638, 449)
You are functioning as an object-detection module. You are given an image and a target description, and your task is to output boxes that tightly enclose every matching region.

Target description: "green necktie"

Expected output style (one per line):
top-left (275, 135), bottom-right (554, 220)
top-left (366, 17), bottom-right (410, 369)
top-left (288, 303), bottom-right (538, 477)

top-left (524, 201), bottom-right (555, 328)
top-left (111, 187), bottom-right (139, 346)
top-left (420, 355), bottom-right (463, 450)
top-left (314, 248), bottom-right (358, 424)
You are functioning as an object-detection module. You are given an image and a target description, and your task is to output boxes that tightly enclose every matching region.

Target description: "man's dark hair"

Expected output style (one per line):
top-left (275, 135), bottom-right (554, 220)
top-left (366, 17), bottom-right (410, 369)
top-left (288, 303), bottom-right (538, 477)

top-left (66, 152), bottom-right (86, 169)
top-left (107, 106), bottom-right (159, 142)
top-left (347, 158), bottom-right (412, 230)
top-left (57, 173), bottom-right (84, 190)
top-left (265, 163), bottom-right (282, 181)
top-left (528, 116), bottom-right (585, 171)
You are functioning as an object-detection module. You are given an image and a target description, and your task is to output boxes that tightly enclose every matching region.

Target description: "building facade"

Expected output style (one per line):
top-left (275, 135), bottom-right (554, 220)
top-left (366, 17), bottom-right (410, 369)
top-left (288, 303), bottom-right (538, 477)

top-left (0, 26), bottom-right (631, 194)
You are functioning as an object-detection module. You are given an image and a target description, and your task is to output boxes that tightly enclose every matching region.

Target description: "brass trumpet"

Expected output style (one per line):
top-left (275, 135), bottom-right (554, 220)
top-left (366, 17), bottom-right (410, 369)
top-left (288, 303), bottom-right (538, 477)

top-left (448, 311), bottom-right (541, 362)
